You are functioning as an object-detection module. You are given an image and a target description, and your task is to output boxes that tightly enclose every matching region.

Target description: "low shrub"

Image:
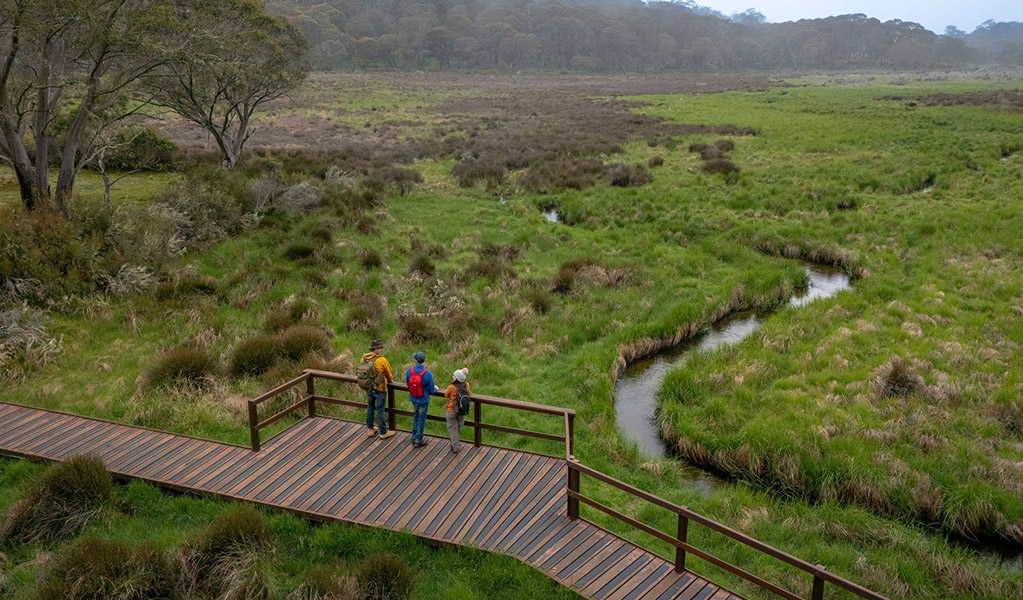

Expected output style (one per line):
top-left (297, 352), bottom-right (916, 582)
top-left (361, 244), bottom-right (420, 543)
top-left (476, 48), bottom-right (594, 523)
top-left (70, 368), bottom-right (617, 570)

top-left (278, 325), bottom-right (331, 362)
top-left (836, 197), bottom-right (858, 210)
top-left (231, 335), bottom-right (281, 377)
top-left (101, 128), bottom-right (177, 172)
top-left (287, 566), bottom-right (360, 600)
top-left (0, 456), bottom-right (112, 544)
top-left (365, 167), bottom-right (424, 195)
top-left (648, 155), bottom-right (664, 168)
top-left (702, 159), bottom-right (741, 175)
top-left (360, 249), bottom-right (383, 270)
top-left (451, 158), bottom-right (505, 188)
top-left (478, 242), bottom-right (519, 261)
top-left (607, 163), bottom-right (653, 187)
top-left (525, 287), bottom-right (553, 314)
top-left (347, 295), bottom-right (385, 331)
top-left (713, 138), bottom-right (735, 152)
top-left (408, 254), bottom-right (435, 277)
top-left (285, 241), bottom-right (317, 261)
top-left (144, 344), bottom-right (219, 389)
top-left (465, 256), bottom-right (515, 281)
top-left (398, 315), bottom-right (439, 342)
top-left (178, 506), bottom-right (274, 600)
top-left (356, 553), bottom-right (413, 600)
top-left (35, 536), bottom-right (174, 600)
top-left (519, 157), bottom-right (604, 192)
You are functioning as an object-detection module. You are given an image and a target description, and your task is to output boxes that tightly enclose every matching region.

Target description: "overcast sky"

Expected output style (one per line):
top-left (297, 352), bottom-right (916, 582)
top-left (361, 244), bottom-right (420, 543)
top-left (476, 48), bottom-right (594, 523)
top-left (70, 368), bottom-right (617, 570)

top-left (696, 1), bottom-right (1022, 34)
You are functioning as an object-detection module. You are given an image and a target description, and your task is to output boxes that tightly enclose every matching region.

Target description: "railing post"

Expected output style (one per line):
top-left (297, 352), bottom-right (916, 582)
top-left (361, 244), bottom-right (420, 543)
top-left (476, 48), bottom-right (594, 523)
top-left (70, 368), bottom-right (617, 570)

top-left (473, 400), bottom-right (482, 447)
top-left (248, 402), bottom-right (260, 452)
top-left (387, 385), bottom-right (396, 432)
top-left (306, 375), bottom-right (316, 418)
top-left (566, 412), bottom-right (575, 457)
top-left (811, 566), bottom-right (826, 600)
top-left (567, 461), bottom-right (579, 519)
top-left (675, 511), bottom-right (689, 572)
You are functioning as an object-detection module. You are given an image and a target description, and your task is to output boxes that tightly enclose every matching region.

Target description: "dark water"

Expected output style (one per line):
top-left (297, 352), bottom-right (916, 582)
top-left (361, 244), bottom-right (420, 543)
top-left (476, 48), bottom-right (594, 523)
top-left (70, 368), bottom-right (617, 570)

top-left (615, 264), bottom-right (851, 460)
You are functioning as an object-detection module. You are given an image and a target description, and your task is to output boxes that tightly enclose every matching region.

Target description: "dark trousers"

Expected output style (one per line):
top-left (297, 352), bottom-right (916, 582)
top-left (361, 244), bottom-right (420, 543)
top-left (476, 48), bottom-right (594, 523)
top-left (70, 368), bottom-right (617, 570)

top-left (366, 389), bottom-right (387, 434)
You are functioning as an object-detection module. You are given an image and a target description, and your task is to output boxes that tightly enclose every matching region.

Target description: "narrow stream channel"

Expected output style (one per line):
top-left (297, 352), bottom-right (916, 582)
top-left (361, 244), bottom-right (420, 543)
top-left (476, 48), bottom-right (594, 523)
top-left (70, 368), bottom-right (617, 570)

top-left (615, 263), bottom-right (851, 461)
top-left (613, 266), bottom-right (1023, 568)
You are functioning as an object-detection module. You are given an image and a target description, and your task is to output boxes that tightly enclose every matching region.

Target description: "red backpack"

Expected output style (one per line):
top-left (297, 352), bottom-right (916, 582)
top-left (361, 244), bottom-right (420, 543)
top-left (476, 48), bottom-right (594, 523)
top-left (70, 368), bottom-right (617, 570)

top-left (408, 367), bottom-right (425, 397)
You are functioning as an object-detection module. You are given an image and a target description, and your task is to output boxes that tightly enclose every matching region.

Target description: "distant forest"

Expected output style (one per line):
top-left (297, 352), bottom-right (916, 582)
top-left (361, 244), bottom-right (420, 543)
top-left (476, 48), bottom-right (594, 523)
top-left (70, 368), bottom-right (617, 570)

top-left (265, 0), bottom-right (1023, 72)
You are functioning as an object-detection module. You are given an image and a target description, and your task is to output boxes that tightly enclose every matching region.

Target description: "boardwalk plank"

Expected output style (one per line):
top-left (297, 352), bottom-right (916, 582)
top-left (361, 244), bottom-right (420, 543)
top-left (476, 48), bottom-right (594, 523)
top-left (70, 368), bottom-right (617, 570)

top-left (0, 406), bottom-right (746, 600)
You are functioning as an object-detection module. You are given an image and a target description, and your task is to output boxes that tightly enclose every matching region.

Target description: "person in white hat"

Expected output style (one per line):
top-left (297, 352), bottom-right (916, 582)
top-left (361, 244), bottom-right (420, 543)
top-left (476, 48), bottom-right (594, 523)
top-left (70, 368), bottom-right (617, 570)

top-left (443, 368), bottom-right (471, 453)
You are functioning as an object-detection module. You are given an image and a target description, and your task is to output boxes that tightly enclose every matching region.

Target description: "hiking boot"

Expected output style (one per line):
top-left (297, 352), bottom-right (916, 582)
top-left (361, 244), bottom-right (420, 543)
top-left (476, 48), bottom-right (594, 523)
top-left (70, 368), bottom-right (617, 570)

top-left (413, 439), bottom-right (428, 448)
top-left (366, 428), bottom-right (377, 437)
top-left (378, 430), bottom-right (395, 440)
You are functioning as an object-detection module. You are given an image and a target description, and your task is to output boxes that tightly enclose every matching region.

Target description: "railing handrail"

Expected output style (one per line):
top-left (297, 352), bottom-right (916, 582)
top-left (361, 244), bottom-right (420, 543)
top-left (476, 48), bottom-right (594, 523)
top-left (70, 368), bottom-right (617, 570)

top-left (247, 369), bottom-right (575, 456)
top-left (566, 459), bottom-right (889, 600)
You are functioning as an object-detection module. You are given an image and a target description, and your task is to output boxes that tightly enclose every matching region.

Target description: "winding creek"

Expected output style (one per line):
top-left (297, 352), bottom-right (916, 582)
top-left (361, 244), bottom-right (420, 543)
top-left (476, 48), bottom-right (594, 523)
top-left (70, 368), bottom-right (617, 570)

top-left (613, 264), bottom-right (1023, 569)
top-left (615, 263), bottom-right (851, 461)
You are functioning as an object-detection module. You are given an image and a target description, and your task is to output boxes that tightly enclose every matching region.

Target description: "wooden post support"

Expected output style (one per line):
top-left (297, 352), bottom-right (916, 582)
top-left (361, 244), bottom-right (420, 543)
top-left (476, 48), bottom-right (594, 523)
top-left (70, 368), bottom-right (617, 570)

top-left (473, 400), bottom-right (482, 447)
top-left (387, 386), bottom-right (396, 432)
top-left (567, 462), bottom-right (580, 519)
top-left (811, 566), bottom-right (826, 600)
top-left (566, 412), bottom-right (575, 457)
top-left (675, 512), bottom-right (689, 572)
top-left (248, 402), bottom-right (260, 452)
top-left (306, 376), bottom-right (316, 418)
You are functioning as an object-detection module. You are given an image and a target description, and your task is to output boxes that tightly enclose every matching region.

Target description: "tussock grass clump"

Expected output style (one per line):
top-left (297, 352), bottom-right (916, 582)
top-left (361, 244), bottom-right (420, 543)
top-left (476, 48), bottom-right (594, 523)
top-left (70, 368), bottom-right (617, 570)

top-left (0, 456), bottom-right (112, 544)
top-left (278, 325), bottom-right (332, 362)
top-left (550, 269), bottom-right (577, 295)
top-left (178, 506), bottom-right (274, 600)
top-left (873, 356), bottom-right (925, 399)
top-left (356, 553), bottom-right (413, 600)
top-left (36, 536), bottom-right (174, 600)
top-left (648, 155), bottom-right (664, 168)
top-left (287, 566), bottom-right (360, 600)
top-left (524, 287), bottom-right (553, 314)
top-left (265, 298), bottom-right (315, 332)
top-left (607, 163), bottom-right (653, 187)
top-left (307, 224), bottom-right (334, 243)
top-left (360, 249), bottom-right (383, 270)
top-left (465, 256), bottom-right (515, 281)
top-left (478, 242), bottom-right (519, 261)
top-left (154, 274), bottom-right (221, 301)
top-left (231, 335), bottom-right (281, 376)
top-left (284, 241), bottom-right (317, 261)
top-left (407, 254), bottom-right (435, 277)
top-left (0, 307), bottom-right (62, 382)
top-left (144, 344), bottom-right (220, 389)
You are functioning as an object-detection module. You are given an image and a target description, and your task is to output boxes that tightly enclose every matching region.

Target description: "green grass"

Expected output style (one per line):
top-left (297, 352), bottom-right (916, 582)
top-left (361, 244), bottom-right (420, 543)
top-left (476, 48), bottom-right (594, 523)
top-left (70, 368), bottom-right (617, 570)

top-left (2, 73), bottom-right (1023, 600)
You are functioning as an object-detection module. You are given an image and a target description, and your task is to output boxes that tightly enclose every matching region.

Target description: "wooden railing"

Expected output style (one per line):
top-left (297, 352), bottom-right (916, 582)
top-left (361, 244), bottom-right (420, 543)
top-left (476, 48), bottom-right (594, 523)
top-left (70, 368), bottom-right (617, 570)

top-left (248, 369), bottom-right (886, 600)
top-left (566, 461), bottom-right (889, 600)
top-left (247, 369), bottom-right (575, 455)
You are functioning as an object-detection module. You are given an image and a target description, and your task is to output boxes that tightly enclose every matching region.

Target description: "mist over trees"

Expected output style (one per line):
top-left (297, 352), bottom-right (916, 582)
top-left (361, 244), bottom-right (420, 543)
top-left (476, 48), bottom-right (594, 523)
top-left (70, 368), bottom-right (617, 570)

top-left (267, 0), bottom-right (977, 72)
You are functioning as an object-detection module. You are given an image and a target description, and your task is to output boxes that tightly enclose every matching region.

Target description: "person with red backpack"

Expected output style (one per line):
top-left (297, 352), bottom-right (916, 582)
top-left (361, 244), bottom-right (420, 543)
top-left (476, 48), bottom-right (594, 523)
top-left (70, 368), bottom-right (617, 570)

top-left (405, 351), bottom-right (437, 448)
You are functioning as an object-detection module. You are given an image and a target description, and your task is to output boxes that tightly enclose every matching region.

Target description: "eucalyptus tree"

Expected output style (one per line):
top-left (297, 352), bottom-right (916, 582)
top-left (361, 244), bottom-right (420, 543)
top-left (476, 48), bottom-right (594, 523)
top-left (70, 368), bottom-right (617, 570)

top-left (148, 0), bottom-right (308, 169)
top-left (0, 0), bottom-right (186, 211)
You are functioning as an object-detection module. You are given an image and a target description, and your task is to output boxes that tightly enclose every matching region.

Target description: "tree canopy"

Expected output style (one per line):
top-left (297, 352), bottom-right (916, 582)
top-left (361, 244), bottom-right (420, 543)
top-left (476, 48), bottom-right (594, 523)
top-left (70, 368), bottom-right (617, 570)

top-left (267, 0), bottom-right (977, 72)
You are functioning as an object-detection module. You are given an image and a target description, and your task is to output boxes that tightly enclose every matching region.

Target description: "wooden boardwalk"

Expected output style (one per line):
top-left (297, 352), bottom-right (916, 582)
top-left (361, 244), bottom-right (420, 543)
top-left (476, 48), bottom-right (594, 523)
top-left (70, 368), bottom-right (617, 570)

top-left (0, 401), bottom-right (741, 600)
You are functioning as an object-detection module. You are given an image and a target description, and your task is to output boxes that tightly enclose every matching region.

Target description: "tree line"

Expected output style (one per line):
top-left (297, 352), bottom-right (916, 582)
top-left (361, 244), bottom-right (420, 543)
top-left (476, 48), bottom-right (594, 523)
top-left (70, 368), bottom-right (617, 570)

top-left (0, 0), bottom-right (308, 211)
top-left (268, 0), bottom-right (976, 72)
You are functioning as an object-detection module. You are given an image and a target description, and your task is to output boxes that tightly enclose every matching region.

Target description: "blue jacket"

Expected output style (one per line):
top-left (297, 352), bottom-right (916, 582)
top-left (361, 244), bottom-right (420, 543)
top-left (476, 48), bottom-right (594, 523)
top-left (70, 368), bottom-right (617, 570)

top-left (405, 364), bottom-right (436, 404)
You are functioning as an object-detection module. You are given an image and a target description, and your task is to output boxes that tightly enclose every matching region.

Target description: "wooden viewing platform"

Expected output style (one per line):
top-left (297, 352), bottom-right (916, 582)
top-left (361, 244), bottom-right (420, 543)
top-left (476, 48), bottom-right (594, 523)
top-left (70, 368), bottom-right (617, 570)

top-left (0, 370), bottom-right (887, 600)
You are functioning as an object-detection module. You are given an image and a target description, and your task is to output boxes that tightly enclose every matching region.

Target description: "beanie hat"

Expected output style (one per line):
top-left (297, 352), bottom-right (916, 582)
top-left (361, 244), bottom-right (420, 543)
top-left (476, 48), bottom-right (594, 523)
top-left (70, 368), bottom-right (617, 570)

top-left (453, 368), bottom-right (467, 382)
top-left (412, 351), bottom-right (426, 364)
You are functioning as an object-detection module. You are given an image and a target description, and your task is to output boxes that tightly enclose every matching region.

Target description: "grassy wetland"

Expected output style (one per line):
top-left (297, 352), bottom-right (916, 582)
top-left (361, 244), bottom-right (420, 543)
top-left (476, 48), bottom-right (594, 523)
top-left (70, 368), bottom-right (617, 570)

top-left (2, 72), bottom-right (1023, 599)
